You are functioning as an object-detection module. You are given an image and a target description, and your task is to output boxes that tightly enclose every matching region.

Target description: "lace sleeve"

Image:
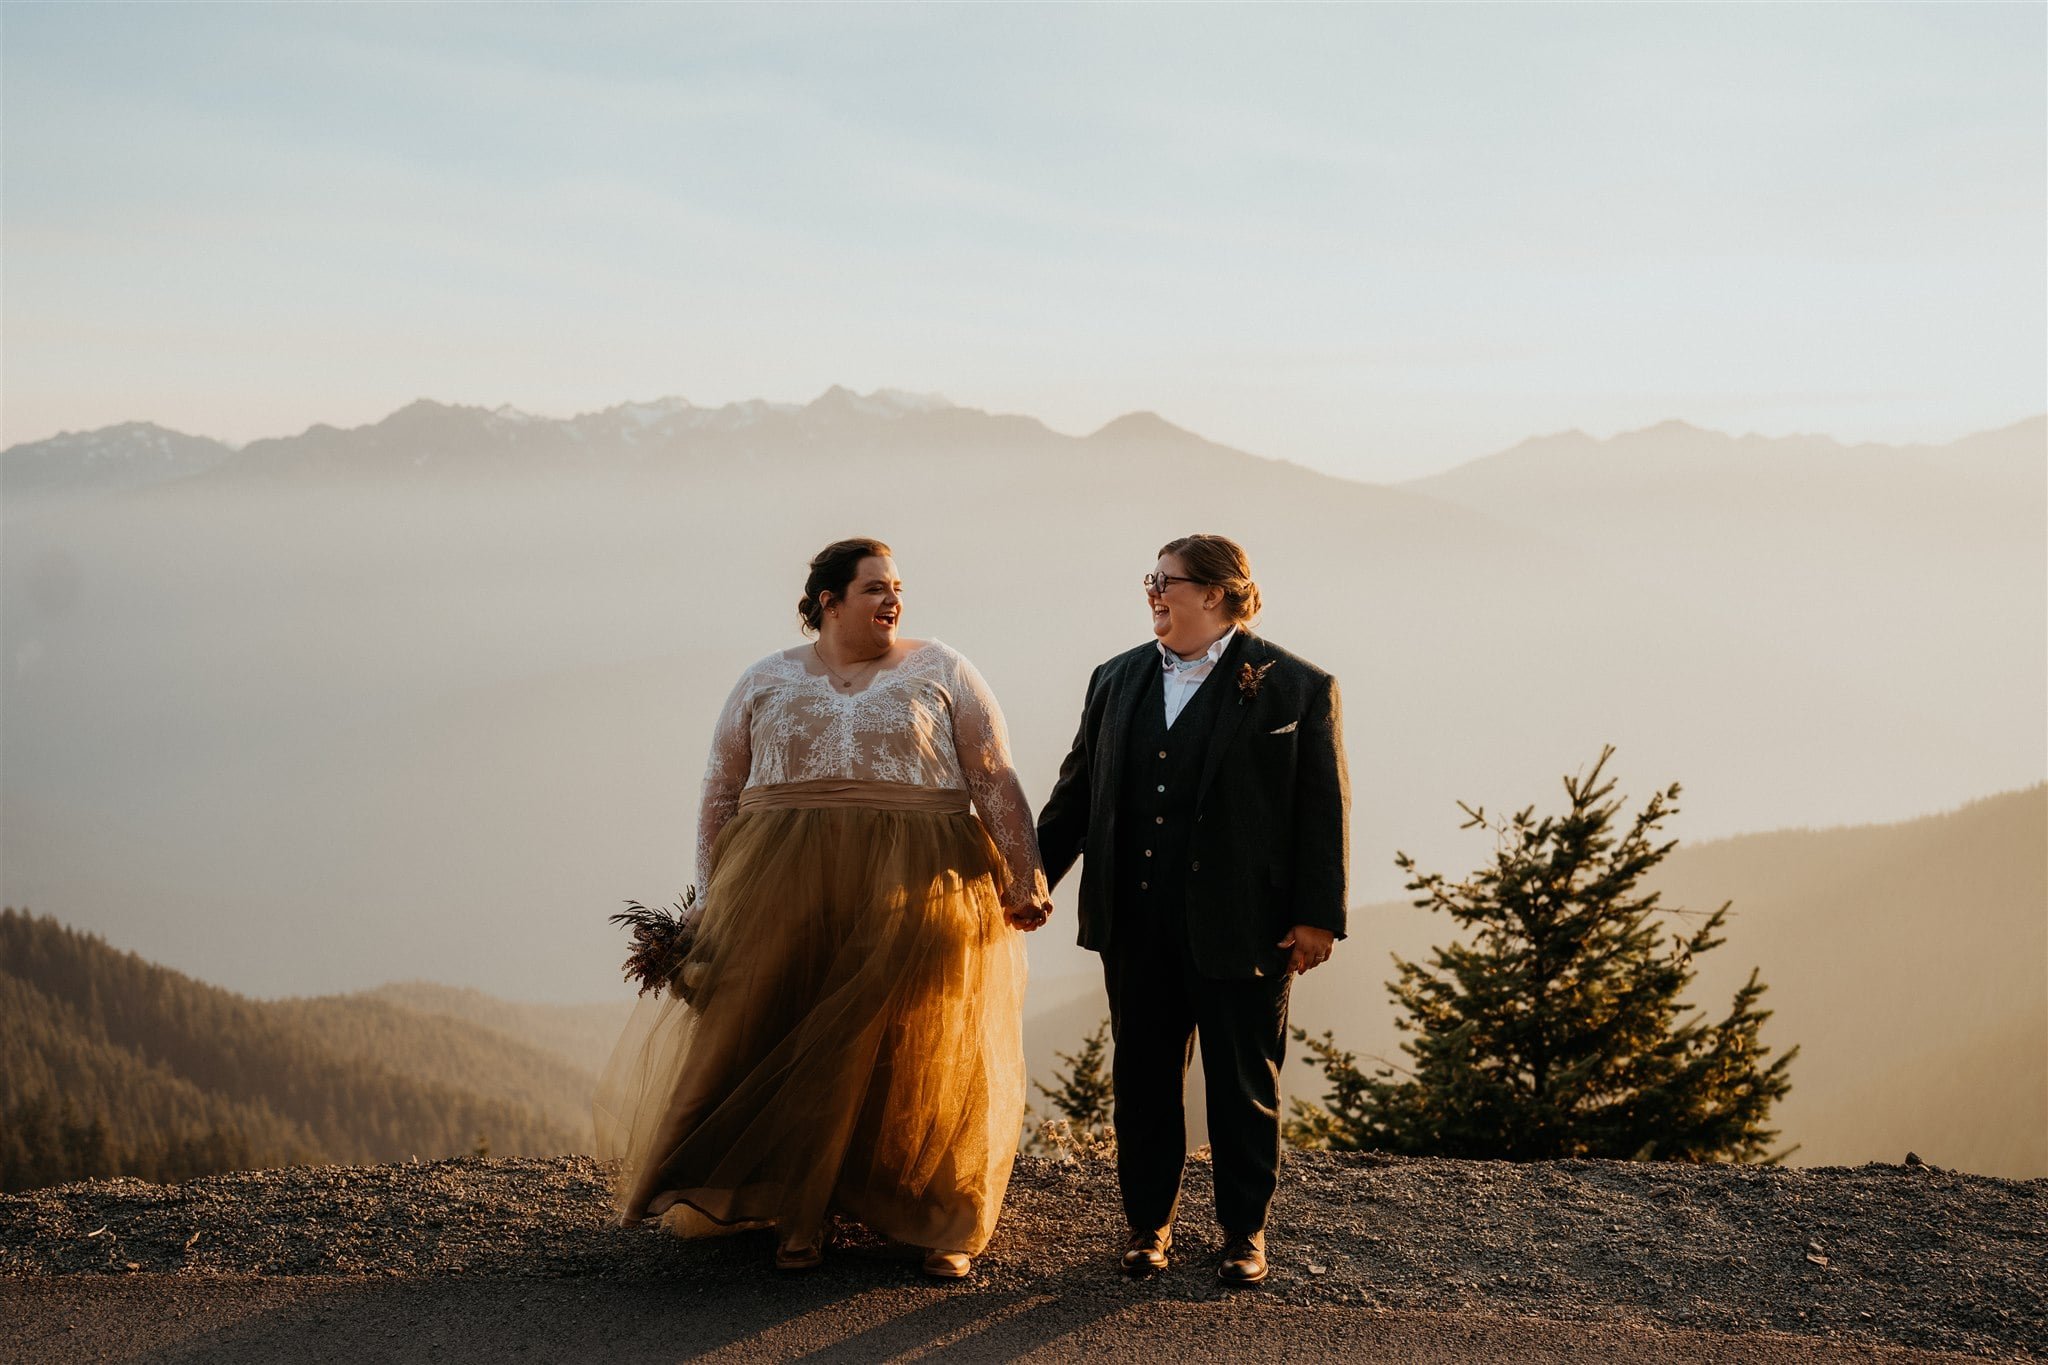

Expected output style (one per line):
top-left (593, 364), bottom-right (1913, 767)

top-left (695, 665), bottom-right (755, 909)
top-left (946, 649), bottom-right (1049, 910)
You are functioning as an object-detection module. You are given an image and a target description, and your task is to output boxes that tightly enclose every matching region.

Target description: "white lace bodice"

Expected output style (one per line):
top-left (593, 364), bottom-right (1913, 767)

top-left (696, 640), bottom-right (1048, 909)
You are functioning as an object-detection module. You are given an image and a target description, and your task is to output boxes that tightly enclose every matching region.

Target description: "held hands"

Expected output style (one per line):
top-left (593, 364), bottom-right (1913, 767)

top-left (1277, 924), bottom-right (1335, 974)
top-left (1003, 894), bottom-right (1054, 932)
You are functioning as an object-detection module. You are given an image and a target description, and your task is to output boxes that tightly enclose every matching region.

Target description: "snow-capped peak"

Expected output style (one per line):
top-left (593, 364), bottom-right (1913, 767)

top-left (616, 395), bottom-right (696, 429)
top-left (807, 386), bottom-right (953, 419)
top-left (870, 388), bottom-right (952, 414)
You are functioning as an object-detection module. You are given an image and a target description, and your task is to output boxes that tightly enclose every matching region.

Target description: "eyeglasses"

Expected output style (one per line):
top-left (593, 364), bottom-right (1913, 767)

top-left (1143, 572), bottom-right (1208, 595)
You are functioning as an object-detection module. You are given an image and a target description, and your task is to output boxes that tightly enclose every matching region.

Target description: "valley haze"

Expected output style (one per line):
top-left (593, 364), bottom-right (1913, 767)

top-left (1, 390), bottom-right (2042, 1177)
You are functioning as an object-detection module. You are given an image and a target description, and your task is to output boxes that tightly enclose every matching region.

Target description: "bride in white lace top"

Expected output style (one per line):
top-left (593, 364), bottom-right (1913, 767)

top-left (600, 537), bottom-right (1047, 1278)
top-left (697, 641), bottom-right (1050, 913)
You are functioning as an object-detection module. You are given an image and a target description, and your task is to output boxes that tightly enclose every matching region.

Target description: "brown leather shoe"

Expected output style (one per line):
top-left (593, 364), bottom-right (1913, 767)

top-left (1121, 1228), bottom-right (1172, 1276)
top-left (773, 1238), bottom-right (824, 1272)
top-left (921, 1249), bottom-right (973, 1279)
top-left (1217, 1230), bottom-right (1267, 1285)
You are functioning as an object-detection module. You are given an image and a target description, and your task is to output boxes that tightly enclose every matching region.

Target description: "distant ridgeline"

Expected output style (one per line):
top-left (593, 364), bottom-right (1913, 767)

top-left (0, 910), bottom-right (603, 1193)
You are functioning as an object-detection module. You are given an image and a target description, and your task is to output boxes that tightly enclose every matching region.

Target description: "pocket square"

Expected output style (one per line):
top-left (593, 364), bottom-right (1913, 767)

top-left (1267, 721), bottom-right (1298, 735)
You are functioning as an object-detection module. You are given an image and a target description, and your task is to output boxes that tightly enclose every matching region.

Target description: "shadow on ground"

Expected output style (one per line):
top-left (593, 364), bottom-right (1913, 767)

top-left (2, 1245), bottom-right (1990, 1365)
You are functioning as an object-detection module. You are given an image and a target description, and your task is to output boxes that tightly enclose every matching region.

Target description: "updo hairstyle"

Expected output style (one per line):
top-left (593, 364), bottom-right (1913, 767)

top-left (798, 536), bottom-right (894, 636)
top-left (1158, 533), bottom-right (1262, 626)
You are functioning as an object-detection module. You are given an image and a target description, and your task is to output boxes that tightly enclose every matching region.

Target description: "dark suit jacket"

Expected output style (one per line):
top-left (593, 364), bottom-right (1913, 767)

top-left (1036, 629), bottom-right (1350, 979)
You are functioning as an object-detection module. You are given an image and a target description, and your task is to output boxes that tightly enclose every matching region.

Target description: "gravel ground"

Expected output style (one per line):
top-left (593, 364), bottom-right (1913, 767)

top-left (1, 1152), bottom-right (2040, 1361)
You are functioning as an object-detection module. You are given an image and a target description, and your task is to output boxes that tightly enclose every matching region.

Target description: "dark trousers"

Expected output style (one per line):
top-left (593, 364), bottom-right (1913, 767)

top-left (1101, 927), bottom-right (1292, 1236)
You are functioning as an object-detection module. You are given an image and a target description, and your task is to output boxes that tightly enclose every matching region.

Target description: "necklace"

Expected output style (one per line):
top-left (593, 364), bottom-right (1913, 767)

top-left (813, 641), bottom-right (886, 692)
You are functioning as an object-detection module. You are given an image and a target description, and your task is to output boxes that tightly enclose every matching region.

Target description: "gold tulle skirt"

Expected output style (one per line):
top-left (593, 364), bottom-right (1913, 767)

top-left (593, 781), bottom-right (1027, 1254)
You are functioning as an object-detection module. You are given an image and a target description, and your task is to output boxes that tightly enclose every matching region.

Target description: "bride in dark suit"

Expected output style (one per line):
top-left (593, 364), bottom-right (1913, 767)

top-left (1037, 533), bottom-right (1349, 1286)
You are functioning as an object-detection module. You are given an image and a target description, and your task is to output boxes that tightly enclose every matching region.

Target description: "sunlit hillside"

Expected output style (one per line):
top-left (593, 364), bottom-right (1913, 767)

top-left (1278, 784), bottom-right (2048, 1178)
top-left (362, 982), bottom-right (632, 1078)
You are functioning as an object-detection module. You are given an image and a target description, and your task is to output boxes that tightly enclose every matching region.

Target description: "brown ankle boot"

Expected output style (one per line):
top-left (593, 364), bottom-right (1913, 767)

top-left (1121, 1228), bottom-right (1172, 1276)
top-left (1218, 1229), bottom-right (1267, 1285)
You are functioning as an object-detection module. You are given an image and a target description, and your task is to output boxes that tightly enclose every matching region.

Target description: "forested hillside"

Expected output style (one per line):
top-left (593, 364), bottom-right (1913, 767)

top-left (0, 910), bottom-right (594, 1192)
top-left (360, 982), bottom-right (631, 1077)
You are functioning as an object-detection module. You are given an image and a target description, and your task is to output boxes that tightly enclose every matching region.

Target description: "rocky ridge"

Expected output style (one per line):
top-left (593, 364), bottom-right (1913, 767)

top-left (1, 1152), bottom-right (2041, 1360)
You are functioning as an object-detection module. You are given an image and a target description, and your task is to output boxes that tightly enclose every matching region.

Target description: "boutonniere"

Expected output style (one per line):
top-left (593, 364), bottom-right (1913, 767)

top-left (1237, 660), bottom-right (1276, 705)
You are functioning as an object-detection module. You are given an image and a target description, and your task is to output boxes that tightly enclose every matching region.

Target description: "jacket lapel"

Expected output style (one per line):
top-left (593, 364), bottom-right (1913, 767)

top-left (1097, 644), bottom-right (1158, 811)
top-left (1195, 630), bottom-right (1259, 808)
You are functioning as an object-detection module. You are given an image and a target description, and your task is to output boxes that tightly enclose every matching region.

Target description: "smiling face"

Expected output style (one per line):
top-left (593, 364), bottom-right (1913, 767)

top-left (822, 554), bottom-right (903, 654)
top-left (1148, 551), bottom-right (1229, 656)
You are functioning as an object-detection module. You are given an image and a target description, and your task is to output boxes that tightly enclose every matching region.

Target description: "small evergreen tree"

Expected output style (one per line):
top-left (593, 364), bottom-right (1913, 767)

top-left (1289, 747), bottom-right (1796, 1162)
top-left (71, 1111), bottom-right (115, 1180)
top-left (1027, 1017), bottom-right (1116, 1157)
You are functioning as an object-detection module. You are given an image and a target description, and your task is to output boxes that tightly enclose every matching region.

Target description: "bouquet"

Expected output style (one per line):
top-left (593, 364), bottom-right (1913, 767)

top-left (609, 888), bottom-right (703, 1002)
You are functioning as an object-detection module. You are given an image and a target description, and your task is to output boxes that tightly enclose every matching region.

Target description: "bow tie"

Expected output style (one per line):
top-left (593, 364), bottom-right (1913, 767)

top-left (1165, 653), bottom-right (1209, 674)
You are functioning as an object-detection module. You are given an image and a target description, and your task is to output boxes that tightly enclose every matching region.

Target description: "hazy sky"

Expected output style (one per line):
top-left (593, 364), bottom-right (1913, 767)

top-left (4, 4), bottom-right (2042, 480)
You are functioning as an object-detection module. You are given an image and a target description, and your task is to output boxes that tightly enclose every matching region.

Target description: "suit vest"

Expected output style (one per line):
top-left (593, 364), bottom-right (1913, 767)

top-left (1114, 657), bottom-right (1230, 931)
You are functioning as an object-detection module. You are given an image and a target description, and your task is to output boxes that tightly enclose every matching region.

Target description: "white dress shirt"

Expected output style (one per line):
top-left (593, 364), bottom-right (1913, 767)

top-left (1157, 626), bottom-right (1237, 729)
